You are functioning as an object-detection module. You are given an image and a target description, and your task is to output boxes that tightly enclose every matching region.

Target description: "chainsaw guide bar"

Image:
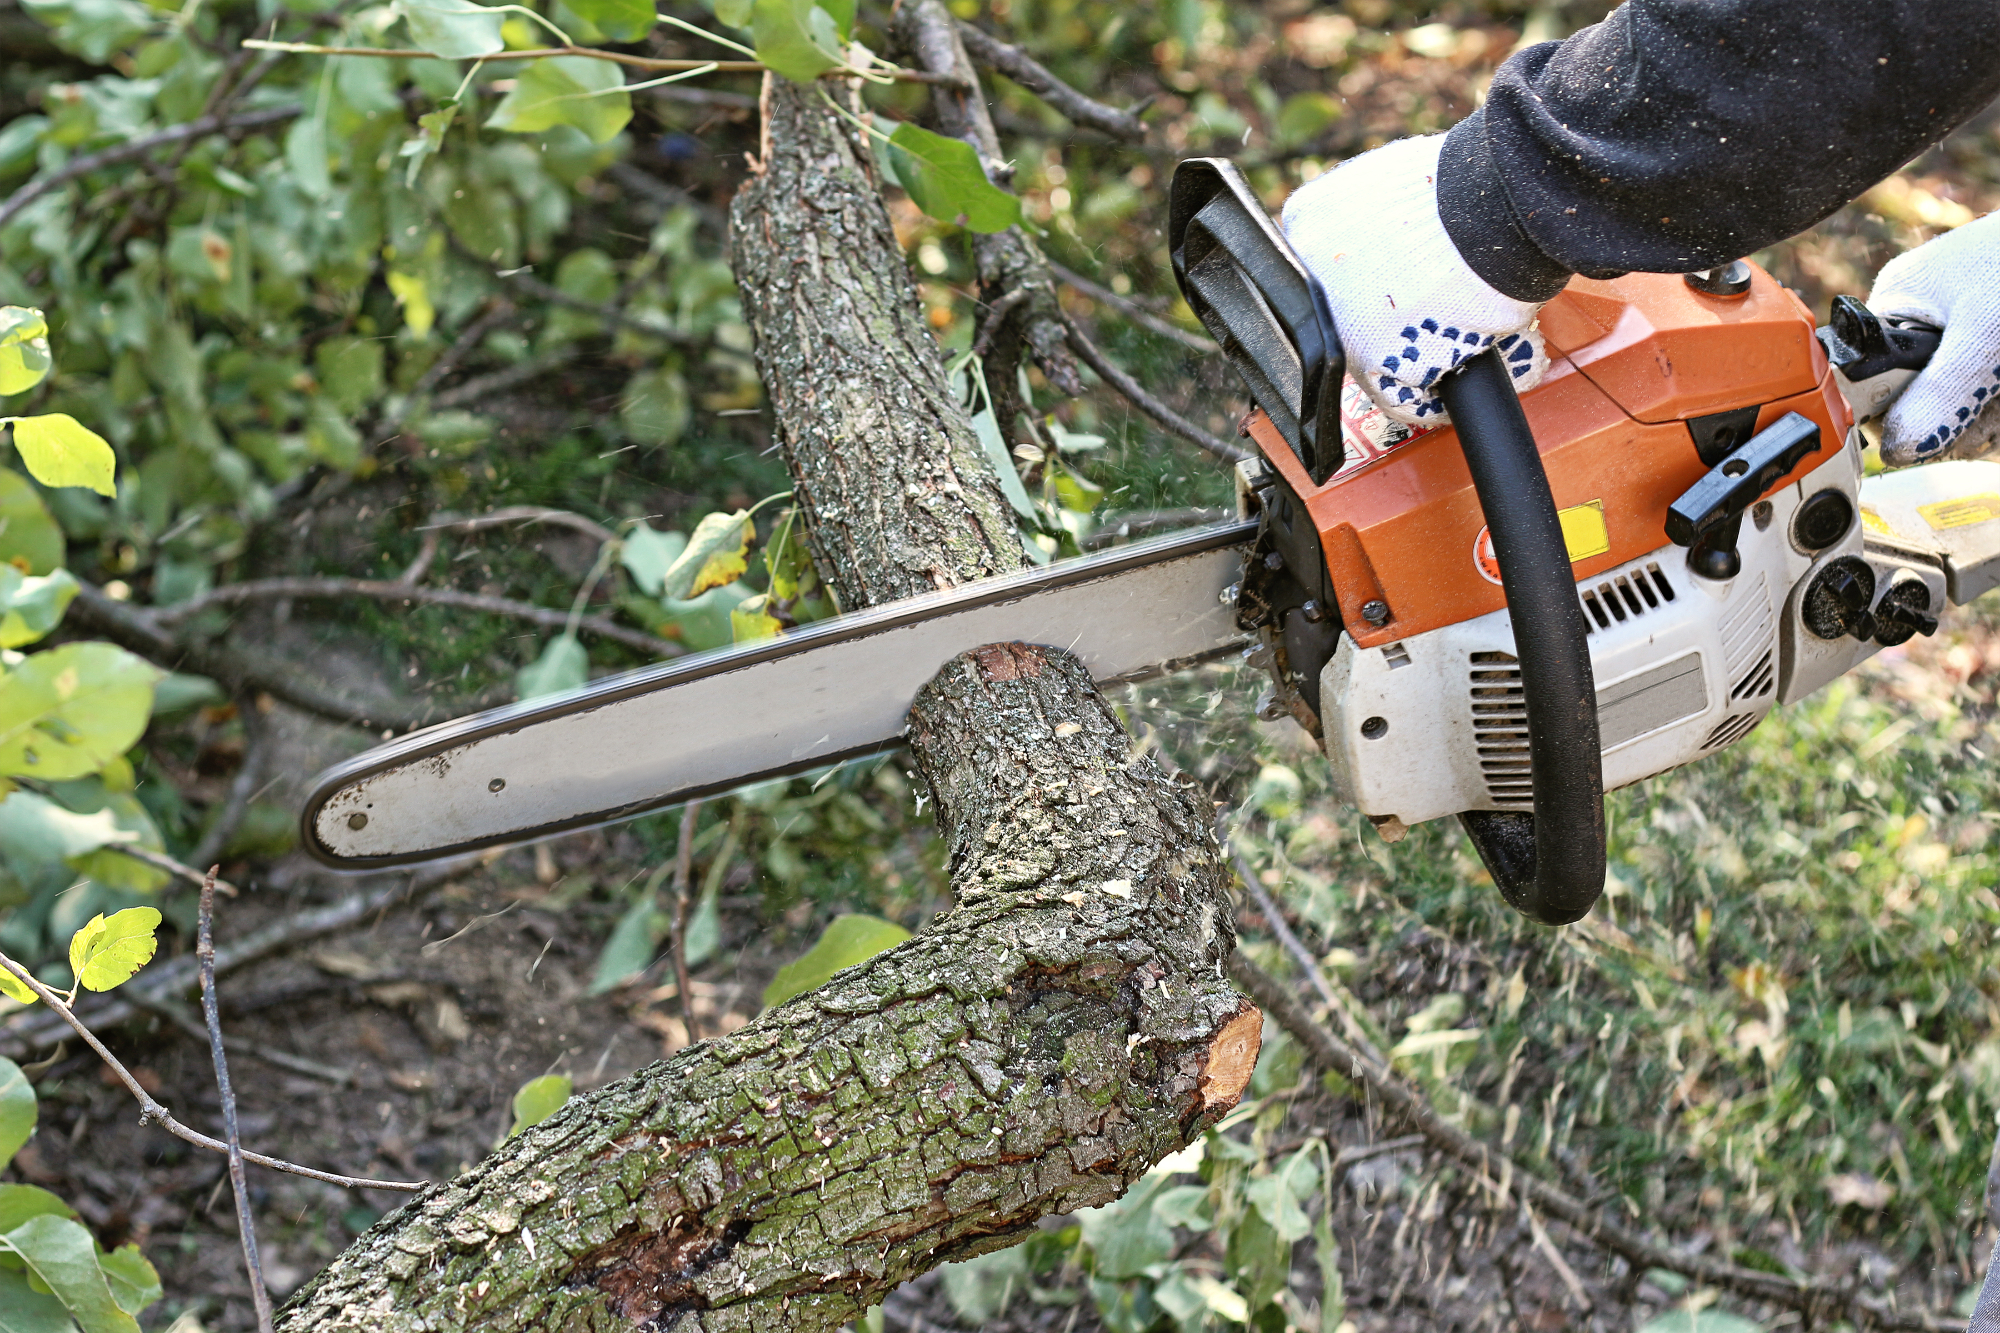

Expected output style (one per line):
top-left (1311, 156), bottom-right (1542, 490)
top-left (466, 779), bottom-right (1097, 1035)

top-left (302, 520), bottom-right (1258, 868)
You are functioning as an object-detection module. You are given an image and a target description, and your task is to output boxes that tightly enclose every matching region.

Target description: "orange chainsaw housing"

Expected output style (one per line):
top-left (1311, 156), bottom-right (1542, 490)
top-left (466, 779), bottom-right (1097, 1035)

top-left (1246, 267), bottom-right (1854, 650)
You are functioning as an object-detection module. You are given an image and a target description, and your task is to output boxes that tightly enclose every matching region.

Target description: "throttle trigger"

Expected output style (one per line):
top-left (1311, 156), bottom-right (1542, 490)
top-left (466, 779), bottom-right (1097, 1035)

top-left (1665, 412), bottom-right (1821, 580)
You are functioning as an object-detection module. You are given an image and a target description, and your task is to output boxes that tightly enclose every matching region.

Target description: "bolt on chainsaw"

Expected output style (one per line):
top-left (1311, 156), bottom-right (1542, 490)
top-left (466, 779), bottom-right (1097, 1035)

top-left (300, 159), bottom-right (2000, 925)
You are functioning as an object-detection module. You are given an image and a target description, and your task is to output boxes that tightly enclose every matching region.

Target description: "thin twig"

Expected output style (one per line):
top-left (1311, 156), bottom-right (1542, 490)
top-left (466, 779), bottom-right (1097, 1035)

top-left (1226, 953), bottom-right (1966, 1332)
top-left (67, 581), bottom-right (510, 732)
top-left (200, 868), bottom-right (276, 1332)
top-left (1047, 259), bottom-right (1219, 354)
top-left (671, 799), bottom-right (703, 1044)
top-left (147, 576), bottom-right (681, 658)
top-left (0, 951), bottom-right (425, 1192)
top-left (430, 348), bottom-right (579, 410)
top-left (239, 39), bottom-right (968, 85)
top-left (1231, 850), bottom-right (1385, 1067)
top-left (953, 21), bottom-right (1147, 140)
top-left (419, 504), bottom-right (620, 546)
top-left (971, 287), bottom-right (1031, 358)
top-left (494, 266), bottom-right (709, 346)
top-left (395, 298), bottom-right (520, 420)
top-left (100, 843), bottom-right (242, 898)
top-left (1058, 309), bottom-right (1251, 464)
top-left (0, 104), bottom-right (300, 231)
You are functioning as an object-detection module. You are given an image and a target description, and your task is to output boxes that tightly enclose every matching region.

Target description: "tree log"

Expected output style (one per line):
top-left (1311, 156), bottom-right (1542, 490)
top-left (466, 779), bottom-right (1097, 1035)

top-left (275, 74), bottom-right (1254, 1331)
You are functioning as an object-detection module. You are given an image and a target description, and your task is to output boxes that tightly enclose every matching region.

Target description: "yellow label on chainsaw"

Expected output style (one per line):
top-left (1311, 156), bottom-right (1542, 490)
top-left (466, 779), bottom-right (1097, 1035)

top-left (1918, 494), bottom-right (2000, 531)
top-left (1559, 500), bottom-right (1610, 561)
top-left (1859, 507), bottom-right (1892, 536)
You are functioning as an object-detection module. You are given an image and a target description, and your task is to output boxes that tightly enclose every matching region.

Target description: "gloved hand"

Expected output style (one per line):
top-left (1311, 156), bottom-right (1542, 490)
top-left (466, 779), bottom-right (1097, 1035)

top-left (1868, 209), bottom-right (2000, 465)
top-left (1280, 134), bottom-right (1548, 427)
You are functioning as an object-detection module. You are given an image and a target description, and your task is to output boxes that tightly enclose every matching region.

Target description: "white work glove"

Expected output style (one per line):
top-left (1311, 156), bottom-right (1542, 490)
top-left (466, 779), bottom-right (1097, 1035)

top-left (1868, 209), bottom-right (2000, 465)
top-left (1280, 134), bottom-right (1548, 426)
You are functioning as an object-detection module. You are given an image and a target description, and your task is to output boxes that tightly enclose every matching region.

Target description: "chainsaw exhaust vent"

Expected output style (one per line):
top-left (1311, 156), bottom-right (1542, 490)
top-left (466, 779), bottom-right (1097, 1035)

top-left (1731, 650), bottom-right (1775, 700)
top-left (1701, 711), bottom-right (1762, 751)
top-left (1579, 562), bottom-right (1676, 632)
top-left (1469, 651), bottom-right (1533, 808)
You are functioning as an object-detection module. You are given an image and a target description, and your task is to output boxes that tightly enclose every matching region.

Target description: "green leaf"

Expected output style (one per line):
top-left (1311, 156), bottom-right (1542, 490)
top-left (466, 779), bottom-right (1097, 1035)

top-left (398, 0), bottom-right (506, 58)
top-left (57, 789), bottom-right (166, 894)
top-left (1150, 1183), bottom-right (1212, 1232)
top-left (95, 1246), bottom-right (159, 1318)
top-left (1314, 1210), bottom-right (1346, 1330)
top-left (0, 643), bottom-right (156, 780)
top-left (1274, 92), bottom-right (1341, 149)
top-left (590, 889), bottom-right (663, 994)
top-left (0, 1186), bottom-right (75, 1235)
top-left (0, 311), bottom-right (51, 398)
top-left (619, 366), bottom-right (690, 445)
top-left (1051, 465), bottom-right (1104, 515)
top-left (886, 123), bottom-right (1021, 233)
top-left (1078, 1173), bottom-right (1174, 1280)
top-left (400, 102), bottom-right (459, 187)
top-left (683, 879), bottom-right (721, 968)
top-left (0, 469), bottom-right (65, 576)
top-left (314, 337), bottom-right (387, 417)
top-left (729, 593), bottom-right (782, 643)
top-left (713, 0), bottom-right (751, 25)
top-left (487, 57), bottom-right (632, 145)
top-left (939, 1246), bottom-right (1030, 1325)
top-left (751, 0), bottom-right (843, 83)
top-left (0, 569), bottom-right (75, 649)
top-left (763, 913), bottom-right (911, 1008)
top-left (0, 1268), bottom-right (72, 1333)
top-left (0, 967), bottom-right (33, 1007)
top-left (516, 633), bottom-right (588, 700)
top-left (563, 0), bottom-right (652, 41)
top-left (0, 791), bottom-right (126, 879)
top-left (67, 906), bottom-right (160, 993)
top-left (8, 415), bottom-right (115, 497)
top-left (0, 1062), bottom-right (33, 1172)
top-left (284, 114), bottom-right (332, 198)
top-left (507, 1073), bottom-right (572, 1136)
top-left (620, 525), bottom-right (688, 597)
top-left (0, 1215), bottom-right (139, 1333)
top-left (1637, 1314), bottom-right (1765, 1333)
top-left (659, 510), bottom-right (750, 600)
top-left (1223, 1204), bottom-right (1289, 1311)
top-left (1244, 1145), bottom-right (1320, 1242)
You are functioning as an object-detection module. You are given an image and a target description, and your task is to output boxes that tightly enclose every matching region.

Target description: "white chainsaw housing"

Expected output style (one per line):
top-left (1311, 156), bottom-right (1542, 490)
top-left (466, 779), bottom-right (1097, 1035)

top-left (1318, 434), bottom-right (2000, 827)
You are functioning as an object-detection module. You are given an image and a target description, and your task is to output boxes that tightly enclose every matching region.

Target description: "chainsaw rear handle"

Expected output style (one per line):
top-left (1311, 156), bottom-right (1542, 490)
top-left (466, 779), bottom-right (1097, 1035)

top-left (1436, 351), bottom-right (1608, 925)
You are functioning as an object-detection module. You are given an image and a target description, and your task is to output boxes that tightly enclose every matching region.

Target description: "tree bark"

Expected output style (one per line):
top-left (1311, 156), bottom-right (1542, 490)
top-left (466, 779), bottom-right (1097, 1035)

top-left (275, 75), bottom-right (1255, 1333)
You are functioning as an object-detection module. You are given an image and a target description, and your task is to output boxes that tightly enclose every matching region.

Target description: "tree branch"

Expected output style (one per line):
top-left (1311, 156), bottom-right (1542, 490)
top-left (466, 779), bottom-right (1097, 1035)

top-left (148, 576), bottom-right (682, 659)
top-left (953, 21), bottom-right (1147, 141)
top-left (1057, 309), bottom-right (1251, 464)
top-left (68, 581), bottom-right (504, 732)
top-left (1047, 259), bottom-right (1219, 354)
top-left (200, 867), bottom-right (278, 1333)
top-left (0, 104), bottom-right (301, 231)
top-left (1226, 953), bottom-right (1968, 1333)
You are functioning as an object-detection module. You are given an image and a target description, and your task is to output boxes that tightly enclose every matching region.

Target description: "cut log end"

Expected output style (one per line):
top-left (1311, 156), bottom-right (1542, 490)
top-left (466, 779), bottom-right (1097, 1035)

top-left (973, 641), bottom-right (1046, 682)
top-left (1198, 1002), bottom-right (1263, 1110)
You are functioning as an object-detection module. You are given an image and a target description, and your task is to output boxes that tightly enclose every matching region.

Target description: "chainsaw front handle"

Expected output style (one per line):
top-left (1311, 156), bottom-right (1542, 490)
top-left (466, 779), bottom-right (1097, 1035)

top-left (1437, 350), bottom-right (1608, 925)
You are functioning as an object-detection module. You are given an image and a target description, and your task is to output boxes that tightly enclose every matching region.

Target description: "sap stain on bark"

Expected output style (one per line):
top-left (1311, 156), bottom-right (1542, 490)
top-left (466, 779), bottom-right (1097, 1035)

top-left (577, 1218), bottom-right (753, 1326)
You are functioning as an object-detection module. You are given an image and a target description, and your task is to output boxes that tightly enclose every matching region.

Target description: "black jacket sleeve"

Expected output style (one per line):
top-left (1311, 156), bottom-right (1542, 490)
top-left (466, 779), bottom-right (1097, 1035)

top-left (1437, 1), bottom-right (2000, 302)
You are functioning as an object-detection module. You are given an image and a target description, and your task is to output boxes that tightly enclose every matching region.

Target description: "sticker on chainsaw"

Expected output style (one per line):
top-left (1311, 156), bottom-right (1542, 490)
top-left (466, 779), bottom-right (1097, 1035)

top-left (1474, 501), bottom-right (1610, 584)
top-left (1859, 507), bottom-right (1893, 536)
top-left (1332, 376), bottom-right (1436, 482)
top-left (1917, 493), bottom-right (2000, 531)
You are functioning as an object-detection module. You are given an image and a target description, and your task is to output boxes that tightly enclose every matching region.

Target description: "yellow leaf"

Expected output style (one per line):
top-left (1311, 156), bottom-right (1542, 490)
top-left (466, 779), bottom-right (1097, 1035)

top-left (69, 907), bottom-right (161, 992)
top-left (660, 510), bottom-right (750, 600)
top-left (0, 963), bottom-right (37, 1006)
top-left (386, 270), bottom-right (436, 338)
top-left (730, 593), bottom-right (783, 643)
top-left (8, 414), bottom-right (116, 496)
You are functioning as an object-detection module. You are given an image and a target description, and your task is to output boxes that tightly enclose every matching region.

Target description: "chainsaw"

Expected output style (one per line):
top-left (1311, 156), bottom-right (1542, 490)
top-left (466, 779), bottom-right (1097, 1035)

top-left (299, 159), bottom-right (2000, 925)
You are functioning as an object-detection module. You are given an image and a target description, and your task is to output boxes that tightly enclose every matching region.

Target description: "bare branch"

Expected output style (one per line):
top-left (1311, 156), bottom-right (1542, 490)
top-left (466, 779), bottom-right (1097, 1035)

top-left (200, 867), bottom-right (277, 1333)
top-left (189, 703), bottom-right (272, 871)
top-left (102, 843), bottom-right (243, 898)
top-left (239, 40), bottom-right (968, 86)
top-left (1057, 309), bottom-right (1251, 464)
top-left (68, 581), bottom-right (507, 732)
top-left (0, 950), bottom-right (425, 1192)
top-left (0, 104), bottom-right (300, 231)
top-left (429, 348), bottom-right (582, 411)
top-left (953, 21), bottom-right (1147, 141)
top-left (1231, 851), bottom-right (1385, 1066)
top-left (1227, 953), bottom-right (1967, 1333)
top-left (419, 505), bottom-right (620, 546)
top-left (148, 575), bottom-right (682, 659)
top-left (1047, 259), bottom-right (1219, 354)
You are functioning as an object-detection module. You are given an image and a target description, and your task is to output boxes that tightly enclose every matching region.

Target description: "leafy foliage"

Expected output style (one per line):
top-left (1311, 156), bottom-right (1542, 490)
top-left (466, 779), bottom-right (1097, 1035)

top-left (507, 1073), bottom-right (574, 1137)
top-left (761, 912), bottom-right (910, 1008)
